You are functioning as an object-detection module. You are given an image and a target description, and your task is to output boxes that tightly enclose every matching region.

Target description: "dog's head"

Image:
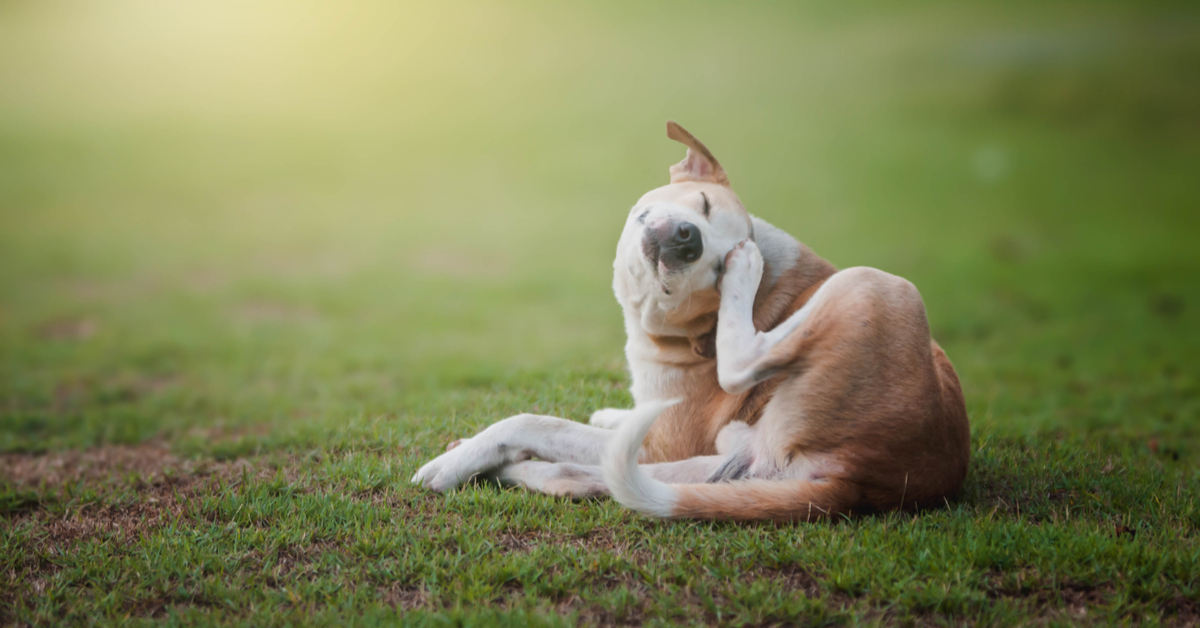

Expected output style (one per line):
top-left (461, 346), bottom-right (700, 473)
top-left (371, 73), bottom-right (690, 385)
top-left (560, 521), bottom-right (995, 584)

top-left (614, 122), bottom-right (753, 346)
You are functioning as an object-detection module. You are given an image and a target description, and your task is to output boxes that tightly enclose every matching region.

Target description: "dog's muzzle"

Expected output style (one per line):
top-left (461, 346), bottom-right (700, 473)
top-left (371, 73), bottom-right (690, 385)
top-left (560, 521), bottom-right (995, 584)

top-left (642, 221), bottom-right (703, 271)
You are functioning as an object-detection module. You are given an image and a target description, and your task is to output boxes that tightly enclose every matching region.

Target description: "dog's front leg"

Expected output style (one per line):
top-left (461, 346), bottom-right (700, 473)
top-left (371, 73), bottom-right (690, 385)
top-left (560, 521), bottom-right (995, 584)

top-left (411, 414), bottom-right (611, 492)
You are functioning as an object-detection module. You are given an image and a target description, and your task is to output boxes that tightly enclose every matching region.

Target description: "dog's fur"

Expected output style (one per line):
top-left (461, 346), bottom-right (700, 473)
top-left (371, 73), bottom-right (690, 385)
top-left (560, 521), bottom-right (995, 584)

top-left (413, 122), bottom-right (970, 521)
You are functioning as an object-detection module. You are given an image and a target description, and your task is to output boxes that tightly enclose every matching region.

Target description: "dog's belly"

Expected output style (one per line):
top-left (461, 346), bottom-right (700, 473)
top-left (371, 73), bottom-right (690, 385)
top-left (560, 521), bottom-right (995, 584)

top-left (638, 369), bottom-right (787, 463)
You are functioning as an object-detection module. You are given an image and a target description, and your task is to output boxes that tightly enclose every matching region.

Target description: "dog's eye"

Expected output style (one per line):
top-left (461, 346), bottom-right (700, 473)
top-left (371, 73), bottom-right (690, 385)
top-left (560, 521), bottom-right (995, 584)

top-left (700, 192), bottom-right (711, 218)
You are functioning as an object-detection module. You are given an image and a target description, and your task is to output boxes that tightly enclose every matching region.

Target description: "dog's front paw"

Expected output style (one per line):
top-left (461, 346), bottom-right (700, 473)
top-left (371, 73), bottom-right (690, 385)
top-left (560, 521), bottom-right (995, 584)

top-left (589, 408), bottom-right (628, 429)
top-left (720, 240), bottom-right (763, 303)
top-left (411, 436), bottom-right (506, 492)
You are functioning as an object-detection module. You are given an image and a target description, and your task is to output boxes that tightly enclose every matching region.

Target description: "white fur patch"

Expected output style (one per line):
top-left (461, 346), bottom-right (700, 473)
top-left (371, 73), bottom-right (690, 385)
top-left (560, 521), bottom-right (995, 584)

top-left (600, 399), bottom-right (681, 518)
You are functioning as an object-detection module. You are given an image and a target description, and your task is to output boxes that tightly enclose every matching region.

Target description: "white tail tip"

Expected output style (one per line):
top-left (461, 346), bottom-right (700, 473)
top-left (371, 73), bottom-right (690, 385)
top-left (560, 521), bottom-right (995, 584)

top-left (601, 398), bottom-right (681, 517)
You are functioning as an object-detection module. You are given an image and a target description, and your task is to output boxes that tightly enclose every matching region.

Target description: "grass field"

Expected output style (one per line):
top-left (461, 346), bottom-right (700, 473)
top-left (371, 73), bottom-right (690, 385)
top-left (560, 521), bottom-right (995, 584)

top-left (2, 0), bottom-right (1199, 625)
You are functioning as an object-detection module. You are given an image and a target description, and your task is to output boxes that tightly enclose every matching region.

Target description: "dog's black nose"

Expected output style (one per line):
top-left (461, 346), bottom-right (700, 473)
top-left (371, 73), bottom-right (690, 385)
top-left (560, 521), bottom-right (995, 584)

top-left (668, 221), bottom-right (703, 263)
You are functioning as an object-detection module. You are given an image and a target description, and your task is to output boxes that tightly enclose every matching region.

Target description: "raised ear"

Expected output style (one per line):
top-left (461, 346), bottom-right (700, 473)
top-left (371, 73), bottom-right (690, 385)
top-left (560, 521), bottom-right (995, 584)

top-left (667, 121), bottom-right (729, 186)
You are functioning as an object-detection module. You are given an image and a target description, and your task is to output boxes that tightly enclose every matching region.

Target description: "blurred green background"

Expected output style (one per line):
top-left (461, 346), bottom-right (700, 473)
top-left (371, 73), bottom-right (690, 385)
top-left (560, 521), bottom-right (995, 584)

top-left (1, 0), bottom-right (1197, 453)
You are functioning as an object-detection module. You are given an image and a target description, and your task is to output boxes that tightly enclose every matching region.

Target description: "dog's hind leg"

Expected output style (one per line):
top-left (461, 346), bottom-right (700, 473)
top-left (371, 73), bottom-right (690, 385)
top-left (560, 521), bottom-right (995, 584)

top-left (716, 239), bottom-right (809, 394)
top-left (716, 240), bottom-right (920, 395)
top-left (490, 461), bottom-right (609, 498)
top-left (490, 455), bottom-right (730, 498)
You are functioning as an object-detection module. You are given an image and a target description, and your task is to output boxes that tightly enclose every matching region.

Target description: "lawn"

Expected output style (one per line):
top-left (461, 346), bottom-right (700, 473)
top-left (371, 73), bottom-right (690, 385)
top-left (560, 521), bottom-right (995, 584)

top-left (1, 0), bottom-right (1198, 625)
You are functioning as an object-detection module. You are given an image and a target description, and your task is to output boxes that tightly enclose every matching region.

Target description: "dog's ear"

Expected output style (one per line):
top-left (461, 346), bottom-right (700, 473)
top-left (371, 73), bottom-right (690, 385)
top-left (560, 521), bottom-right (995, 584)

top-left (689, 317), bottom-right (718, 360)
top-left (667, 121), bottom-right (730, 186)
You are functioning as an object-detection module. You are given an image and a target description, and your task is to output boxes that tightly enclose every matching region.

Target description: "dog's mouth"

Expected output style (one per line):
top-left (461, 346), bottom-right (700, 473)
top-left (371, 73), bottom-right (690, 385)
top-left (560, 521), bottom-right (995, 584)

top-left (641, 234), bottom-right (661, 273)
top-left (638, 234), bottom-right (667, 294)
top-left (640, 233), bottom-right (671, 294)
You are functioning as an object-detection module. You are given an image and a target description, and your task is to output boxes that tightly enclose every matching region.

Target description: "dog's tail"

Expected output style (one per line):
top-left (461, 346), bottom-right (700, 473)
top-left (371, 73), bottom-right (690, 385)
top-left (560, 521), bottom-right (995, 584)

top-left (601, 402), bottom-right (855, 522)
top-left (599, 398), bottom-right (682, 518)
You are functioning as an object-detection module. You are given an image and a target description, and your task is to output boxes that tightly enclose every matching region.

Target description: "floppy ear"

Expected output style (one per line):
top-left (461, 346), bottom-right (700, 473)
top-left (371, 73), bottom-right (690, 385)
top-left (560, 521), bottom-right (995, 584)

top-left (667, 121), bottom-right (730, 186)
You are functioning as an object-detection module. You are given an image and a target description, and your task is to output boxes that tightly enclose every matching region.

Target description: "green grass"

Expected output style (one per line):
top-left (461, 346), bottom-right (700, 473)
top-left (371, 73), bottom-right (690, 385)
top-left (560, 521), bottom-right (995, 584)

top-left (1, 0), bottom-right (1198, 625)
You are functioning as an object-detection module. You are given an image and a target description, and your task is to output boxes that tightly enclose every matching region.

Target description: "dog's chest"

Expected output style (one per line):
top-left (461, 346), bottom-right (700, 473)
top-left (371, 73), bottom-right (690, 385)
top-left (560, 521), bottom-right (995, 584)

top-left (633, 359), bottom-right (786, 461)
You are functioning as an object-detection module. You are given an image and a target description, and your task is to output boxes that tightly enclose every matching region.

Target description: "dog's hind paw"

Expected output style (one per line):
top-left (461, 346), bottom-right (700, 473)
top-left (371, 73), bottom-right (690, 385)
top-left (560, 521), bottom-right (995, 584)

top-left (720, 240), bottom-right (764, 302)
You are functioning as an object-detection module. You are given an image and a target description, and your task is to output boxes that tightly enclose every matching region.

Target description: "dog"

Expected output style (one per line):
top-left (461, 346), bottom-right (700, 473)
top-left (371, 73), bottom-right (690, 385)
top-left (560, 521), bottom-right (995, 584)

top-left (412, 122), bottom-right (970, 521)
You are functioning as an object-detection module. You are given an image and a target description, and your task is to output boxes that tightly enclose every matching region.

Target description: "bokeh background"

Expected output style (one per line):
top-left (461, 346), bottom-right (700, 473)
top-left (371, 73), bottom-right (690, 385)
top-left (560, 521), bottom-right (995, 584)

top-left (1, 0), bottom-right (1197, 455)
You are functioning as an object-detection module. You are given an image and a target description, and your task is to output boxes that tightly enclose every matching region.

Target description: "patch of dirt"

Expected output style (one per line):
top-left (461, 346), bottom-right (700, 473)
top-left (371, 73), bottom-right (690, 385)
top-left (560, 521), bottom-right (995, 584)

top-left (985, 570), bottom-right (1112, 604)
top-left (33, 477), bottom-right (205, 544)
top-left (2, 443), bottom-right (171, 488)
top-left (0, 441), bottom-right (212, 489)
top-left (0, 453), bottom-right (259, 623)
top-left (34, 317), bottom-right (98, 341)
top-left (2, 447), bottom-right (258, 543)
top-left (981, 573), bottom-right (1200, 624)
top-left (1057, 583), bottom-right (1112, 621)
top-left (743, 563), bottom-right (830, 599)
top-left (1164, 595), bottom-right (1200, 628)
top-left (380, 584), bottom-right (430, 611)
top-left (494, 528), bottom-right (627, 555)
top-left (259, 541), bottom-right (341, 588)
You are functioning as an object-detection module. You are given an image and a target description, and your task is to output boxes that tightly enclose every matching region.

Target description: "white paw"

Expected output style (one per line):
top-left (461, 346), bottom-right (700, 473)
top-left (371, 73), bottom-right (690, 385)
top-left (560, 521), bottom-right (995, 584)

top-left (721, 240), bottom-right (764, 303)
top-left (589, 408), bottom-right (628, 429)
top-left (411, 436), bottom-right (506, 492)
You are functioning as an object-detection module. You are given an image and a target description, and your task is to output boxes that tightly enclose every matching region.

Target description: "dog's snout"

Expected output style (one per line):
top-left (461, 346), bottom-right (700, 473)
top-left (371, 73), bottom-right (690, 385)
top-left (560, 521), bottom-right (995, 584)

top-left (668, 221), bottom-right (703, 263)
top-left (641, 217), bottom-right (704, 271)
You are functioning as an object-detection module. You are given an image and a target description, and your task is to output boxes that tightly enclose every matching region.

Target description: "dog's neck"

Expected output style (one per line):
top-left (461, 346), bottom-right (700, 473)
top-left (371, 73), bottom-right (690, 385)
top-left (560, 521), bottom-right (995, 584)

top-left (621, 217), bottom-right (836, 404)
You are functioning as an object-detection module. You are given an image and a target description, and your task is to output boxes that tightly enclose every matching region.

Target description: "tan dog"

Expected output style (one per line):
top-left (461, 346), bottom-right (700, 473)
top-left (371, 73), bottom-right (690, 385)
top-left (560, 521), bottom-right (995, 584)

top-left (413, 122), bottom-right (970, 521)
